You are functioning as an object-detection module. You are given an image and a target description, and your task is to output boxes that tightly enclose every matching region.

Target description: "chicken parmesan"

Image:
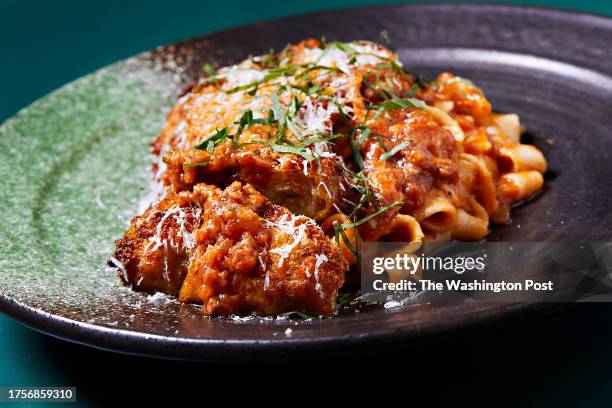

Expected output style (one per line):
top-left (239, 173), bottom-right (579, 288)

top-left (111, 38), bottom-right (547, 317)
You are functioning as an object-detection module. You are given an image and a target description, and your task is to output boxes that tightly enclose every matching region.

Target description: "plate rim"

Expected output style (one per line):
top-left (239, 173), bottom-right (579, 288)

top-left (0, 291), bottom-right (554, 361)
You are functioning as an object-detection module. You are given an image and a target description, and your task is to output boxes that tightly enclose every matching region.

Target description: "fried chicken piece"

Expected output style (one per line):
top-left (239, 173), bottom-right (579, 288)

top-left (161, 129), bottom-right (346, 222)
top-left (112, 182), bottom-right (347, 316)
top-left (112, 192), bottom-right (199, 294)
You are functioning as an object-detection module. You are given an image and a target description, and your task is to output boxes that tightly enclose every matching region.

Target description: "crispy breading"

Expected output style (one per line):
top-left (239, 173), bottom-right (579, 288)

top-left (113, 192), bottom-right (199, 294)
top-left (113, 182), bottom-right (347, 316)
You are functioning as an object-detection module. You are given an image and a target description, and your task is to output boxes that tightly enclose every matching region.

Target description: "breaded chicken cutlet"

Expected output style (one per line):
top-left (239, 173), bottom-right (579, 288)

top-left (113, 181), bottom-right (347, 316)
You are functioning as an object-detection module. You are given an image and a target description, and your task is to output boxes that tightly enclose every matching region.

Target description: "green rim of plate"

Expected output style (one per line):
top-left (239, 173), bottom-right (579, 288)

top-left (0, 56), bottom-right (182, 318)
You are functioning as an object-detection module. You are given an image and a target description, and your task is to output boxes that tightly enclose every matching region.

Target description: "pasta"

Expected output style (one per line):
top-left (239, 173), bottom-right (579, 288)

top-left (452, 199), bottom-right (490, 240)
top-left (498, 144), bottom-right (547, 173)
top-left (382, 214), bottom-right (424, 245)
top-left (414, 195), bottom-right (458, 233)
top-left (111, 38), bottom-right (548, 316)
top-left (500, 171), bottom-right (545, 202)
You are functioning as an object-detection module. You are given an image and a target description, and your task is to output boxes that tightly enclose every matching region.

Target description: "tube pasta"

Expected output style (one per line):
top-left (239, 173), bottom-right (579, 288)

top-left (499, 144), bottom-right (547, 173)
top-left (451, 199), bottom-right (489, 240)
top-left (423, 230), bottom-right (452, 243)
top-left (387, 253), bottom-right (423, 283)
top-left (313, 183), bottom-right (335, 221)
top-left (425, 105), bottom-right (465, 143)
top-left (414, 195), bottom-right (458, 233)
top-left (500, 171), bottom-right (544, 202)
top-left (482, 155), bottom-right (499, 179)
top-left (379, 214), bottom-right (424, 252)
top-left (493, 113), bottom-right (521, 143)
top-left (464, 127), bottom-right (492, 155)
top-left (460, 153), bottom-right (499, 214)
top-left (378, 215), bottom-right (425, 282)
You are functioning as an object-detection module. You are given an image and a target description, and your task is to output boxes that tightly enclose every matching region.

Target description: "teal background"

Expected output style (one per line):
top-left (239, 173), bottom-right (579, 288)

top-left (1, 0), bottom-right (612, 405)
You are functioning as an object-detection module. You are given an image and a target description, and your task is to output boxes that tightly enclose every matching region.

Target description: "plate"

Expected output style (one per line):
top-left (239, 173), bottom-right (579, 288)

top-left (1, 4), bottom-right (611, 361)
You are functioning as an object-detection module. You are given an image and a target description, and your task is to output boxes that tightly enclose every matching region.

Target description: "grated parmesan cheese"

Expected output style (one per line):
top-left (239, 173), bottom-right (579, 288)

top-left (299, 98), bottom-right (336, 136)
top-left (313, 254), bottom-right (328, 298)
top-left (109, 256), bottom-right (128, 281)
top-left (270, 223), bottom-right (306, 267)
top-left (266, 214), bottom-right (316, 268)
top-left (219, 67), bottom-right (267, 91)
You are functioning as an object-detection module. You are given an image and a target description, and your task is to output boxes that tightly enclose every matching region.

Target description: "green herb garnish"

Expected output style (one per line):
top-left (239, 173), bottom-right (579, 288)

top-left (380, 140), bottom-right (410, 161)
top-left (202, 63), bottom-right (216, 75)
top-left (193, 127), bottom-right (230, 150)
top-left (183, 161), bottom-right (209, 169)
top-left (339, 201), bottom-right (403, 229)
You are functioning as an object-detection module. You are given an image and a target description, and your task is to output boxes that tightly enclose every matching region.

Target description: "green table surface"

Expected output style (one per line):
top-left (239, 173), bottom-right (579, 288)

top-left (2, 1), bottom-right (612, 406)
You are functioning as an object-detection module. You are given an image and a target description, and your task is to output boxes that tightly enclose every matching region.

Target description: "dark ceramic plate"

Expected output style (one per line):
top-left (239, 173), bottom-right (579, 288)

top-left (1, 4), bottom-right (611, 361)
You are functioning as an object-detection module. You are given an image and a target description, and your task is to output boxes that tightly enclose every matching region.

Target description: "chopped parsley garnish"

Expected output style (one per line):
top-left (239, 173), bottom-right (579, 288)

top-left (202, 63), bottom-right (216, 75)
top-left (380, 140), bottom-right (411, 161)
top-left (349, 127), bottom-right (370, 169)
top-left (372, 97), bottom-right (426, 111)
top-left (379, 30), bottom-right (393, 50)
top-left (339, 201), bottom-right (403, 229)
top-left (329, 41), bottom-right (357, 53)
top-left (193, 127), bottom-right (230, 150)
top-left (369, 97), bottom-right (426, 121)
top-left (268, 143), bottom-right (313, 161)
top-left (183, 161), bottom-right (209, 169)
top-left (335, 292), bottom-right (353, 310)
